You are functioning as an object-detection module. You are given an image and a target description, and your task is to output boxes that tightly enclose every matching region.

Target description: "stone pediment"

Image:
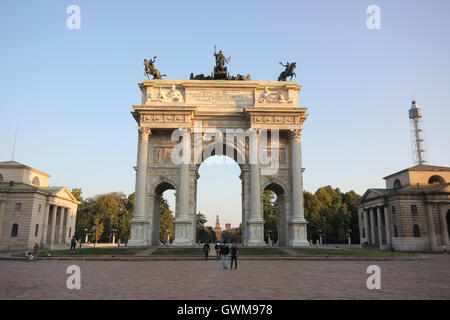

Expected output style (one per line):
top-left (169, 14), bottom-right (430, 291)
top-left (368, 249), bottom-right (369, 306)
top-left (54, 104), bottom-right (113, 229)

top-left (359, 189), bottom-right (386, 203)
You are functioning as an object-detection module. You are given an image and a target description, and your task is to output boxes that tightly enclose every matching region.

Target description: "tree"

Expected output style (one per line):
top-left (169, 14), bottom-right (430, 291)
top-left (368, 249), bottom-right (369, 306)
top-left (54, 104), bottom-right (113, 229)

top-left (263, 190), bottom-right (278, 243)
top-left (159, 196), bottom-right (174, 244)
top-left (71, 188), bottom-right (83, 202)
top-left (196, 212), bottom-right (215, 243)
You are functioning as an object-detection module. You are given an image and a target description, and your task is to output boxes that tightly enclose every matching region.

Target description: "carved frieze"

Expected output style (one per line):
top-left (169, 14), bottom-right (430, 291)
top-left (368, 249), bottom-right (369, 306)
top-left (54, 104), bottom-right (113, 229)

top-left (153, 147), bottom-right (173, 164)
top-left (258, 86), bottom-right (292, 104)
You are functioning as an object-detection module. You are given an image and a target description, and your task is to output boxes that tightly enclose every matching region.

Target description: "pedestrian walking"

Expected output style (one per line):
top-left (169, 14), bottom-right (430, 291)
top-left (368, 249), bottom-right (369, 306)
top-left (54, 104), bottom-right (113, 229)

top-left (220, 241), bottom-right (229, 269)
top-left (203, 243), bottom-right (210, 260)
top-left (215, 242), bottom-right (221, 261)
top-left (230, 242), bottom-right (238, 269)
top-left (70, 236), bottom-right (77, 251)
top-left (33, 242), bottom-right (39, 258)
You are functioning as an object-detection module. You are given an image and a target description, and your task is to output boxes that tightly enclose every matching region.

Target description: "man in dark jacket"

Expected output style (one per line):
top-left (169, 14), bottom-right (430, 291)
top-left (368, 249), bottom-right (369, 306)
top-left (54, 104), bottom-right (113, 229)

top-left (215, 242), bottom-right (221, 261)
top-left (70, 236), bottom-right (77, 251)
top-left (230, 242), bottom-right (238, 269)
top-left (203, 243), bottom-right (210, 260)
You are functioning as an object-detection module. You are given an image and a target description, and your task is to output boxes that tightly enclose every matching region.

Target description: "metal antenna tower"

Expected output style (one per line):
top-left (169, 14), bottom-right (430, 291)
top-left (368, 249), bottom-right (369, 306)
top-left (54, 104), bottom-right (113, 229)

top-left (408, 100), bottom-right (427, 165)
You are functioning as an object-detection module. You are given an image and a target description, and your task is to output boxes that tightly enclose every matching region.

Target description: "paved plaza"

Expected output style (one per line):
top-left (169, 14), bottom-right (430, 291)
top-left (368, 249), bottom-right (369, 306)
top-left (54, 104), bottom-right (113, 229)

top-left (1, 255), bottom-right (449, 300)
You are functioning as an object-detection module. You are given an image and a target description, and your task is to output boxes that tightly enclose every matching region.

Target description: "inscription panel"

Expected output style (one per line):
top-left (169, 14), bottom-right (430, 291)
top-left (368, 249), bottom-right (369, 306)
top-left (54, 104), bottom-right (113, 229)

top-left (187, 88), bottom-right (254, 106)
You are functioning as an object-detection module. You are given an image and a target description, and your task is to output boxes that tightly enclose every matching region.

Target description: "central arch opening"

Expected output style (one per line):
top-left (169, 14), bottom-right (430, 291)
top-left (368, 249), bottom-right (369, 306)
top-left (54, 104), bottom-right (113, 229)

top-left (196, 155), bottom-right (243, 244)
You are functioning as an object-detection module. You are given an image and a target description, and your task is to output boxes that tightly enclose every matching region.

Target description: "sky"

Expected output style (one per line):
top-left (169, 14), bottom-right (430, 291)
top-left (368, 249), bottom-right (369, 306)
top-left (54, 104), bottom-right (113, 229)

top-left (1, 0), bottom-right (449, 228)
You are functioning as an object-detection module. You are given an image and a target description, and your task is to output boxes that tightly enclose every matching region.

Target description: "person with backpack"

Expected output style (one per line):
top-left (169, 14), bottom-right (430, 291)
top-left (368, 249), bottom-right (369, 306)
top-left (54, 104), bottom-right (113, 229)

top-left (203, 242), bottom-right (210, 260)
top-left (215, 242), bottom-right (221, 261)
top-left (220, 241), bottom-right (229, 269)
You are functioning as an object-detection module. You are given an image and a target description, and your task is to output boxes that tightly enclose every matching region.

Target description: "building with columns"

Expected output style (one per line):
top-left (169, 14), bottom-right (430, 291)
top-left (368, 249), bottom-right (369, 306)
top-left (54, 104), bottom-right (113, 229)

top-left (128, 79), bottom-right (309, 247)
top-left (358, 164), bottom-right (450, 251)
top-left (0, 161), bottom-right (79, 250)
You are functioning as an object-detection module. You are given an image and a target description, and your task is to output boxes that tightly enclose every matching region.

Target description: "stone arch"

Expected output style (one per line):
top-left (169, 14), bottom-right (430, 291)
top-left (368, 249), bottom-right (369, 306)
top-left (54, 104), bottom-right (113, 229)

top-left (263, 181), bottom-right (289, 246)
top-left (199, 139), bottom-right (247, 166)
top-left (393, 179), bottom-right (402, 189)
top-left (149, 180), bottom-right (177, 246)
top-left (428, 175), bottom-right (445, 185)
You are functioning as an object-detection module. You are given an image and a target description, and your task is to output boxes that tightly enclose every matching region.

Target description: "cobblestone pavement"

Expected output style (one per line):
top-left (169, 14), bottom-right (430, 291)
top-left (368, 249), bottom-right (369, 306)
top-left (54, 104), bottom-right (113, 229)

top-left (1, 255), bottom-right (449, 300)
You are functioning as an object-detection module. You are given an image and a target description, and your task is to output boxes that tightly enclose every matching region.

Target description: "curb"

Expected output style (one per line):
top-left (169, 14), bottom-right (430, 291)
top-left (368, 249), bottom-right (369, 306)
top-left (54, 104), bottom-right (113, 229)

top-left (0, 255), bottom-right (428, 262)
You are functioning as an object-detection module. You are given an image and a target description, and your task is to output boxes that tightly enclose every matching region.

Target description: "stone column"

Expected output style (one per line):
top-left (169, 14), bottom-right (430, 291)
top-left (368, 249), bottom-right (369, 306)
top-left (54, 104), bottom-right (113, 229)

top-left (173, 129), bottom-right (193, 246)
top-left (376, 206), bottom-right (384, 249)
top-left (288, 129), bottom-right (309, 247)
top-left (438, 204), bottom-right (449, 247)
top-left (40, 204), bottom-right (50, 246)
top-left (57, 207), bottom-right (64, 244)
top-left (0, 201), bottom-right (5, 240)
top-left (384, 206), bottom-right (392, 248)
top-left (64, 209), bottom-right (71, 244)
top-left (246, 128), bottom-right (264, 246)
top-left (363, 209), bottom-right (370, 244)
top-left (129, 127), bottom-right (151, 247)
top-left (49, 205), bottom-right (57, 245)
top-left (425, 202), bottom-right (437, 251)
top-left (369, 208), bottom-right (376, 245)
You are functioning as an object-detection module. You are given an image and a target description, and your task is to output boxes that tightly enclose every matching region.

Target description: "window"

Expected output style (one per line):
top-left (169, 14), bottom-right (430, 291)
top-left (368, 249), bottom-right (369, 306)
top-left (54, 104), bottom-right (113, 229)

top-left (394, 179), bottom-right (402, 189)
top-left (11, 224), bottom-right (18, 237)
top-left (15, 203), bottom-right (22, 211)
top-left (413, 224), bottom-right (420, 237)
top-left (394, 225), bottom-right (398, 237)
top-left (392, 206), bottom-right (396, 215)
top-left (0, 173), bottom-right (3, 182)
top-left (35, 224), bottom-right (39, 237)
top-left (69, 227), bottom-right (72, 238)
top-left (362, 228), bottom-right (366, 238)
top-left (32, 176), bottom-right (40, 186)
top-left (38, 204), bottom-right (41, 213)
top-left (411, 204), bottom-right (418, 214)
top-left (428, 175), bottom-right (445, 185)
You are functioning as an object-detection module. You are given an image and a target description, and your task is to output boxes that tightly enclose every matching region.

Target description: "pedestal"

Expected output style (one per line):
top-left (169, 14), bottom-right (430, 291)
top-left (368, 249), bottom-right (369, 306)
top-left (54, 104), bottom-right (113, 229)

top-left (128, 219), bottom-right (149, 247)
top-left (289, 218), bottom-right (309, 247)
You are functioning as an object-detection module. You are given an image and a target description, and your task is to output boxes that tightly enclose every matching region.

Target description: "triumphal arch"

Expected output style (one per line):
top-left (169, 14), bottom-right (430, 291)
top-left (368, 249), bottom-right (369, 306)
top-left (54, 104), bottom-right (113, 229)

top-left (128, 79), bottom-right (309, 247)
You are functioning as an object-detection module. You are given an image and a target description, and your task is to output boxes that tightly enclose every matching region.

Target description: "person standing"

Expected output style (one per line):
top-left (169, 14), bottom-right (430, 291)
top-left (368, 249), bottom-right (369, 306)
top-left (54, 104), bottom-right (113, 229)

top-left (215, 242), bottom-right (221, 261)
top-left (203, 243), bottom-right (210, 260)
top-left (70, 236), bottom-right (77, 251)
top-left (230, 242), bottom-right (238, 269)
top-left (220, 242), bottom-right (229, 269)
top-left (443, 244), bottom-right (447, 255)
top-left (33, 243), bottom-right (39, 258)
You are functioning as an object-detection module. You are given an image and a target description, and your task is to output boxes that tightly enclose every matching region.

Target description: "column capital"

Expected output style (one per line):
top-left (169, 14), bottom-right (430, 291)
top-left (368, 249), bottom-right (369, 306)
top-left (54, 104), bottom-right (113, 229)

top-left (288, 128), bottom-right (302, 141)
top-left (138, 126), bottom-right (152, 138)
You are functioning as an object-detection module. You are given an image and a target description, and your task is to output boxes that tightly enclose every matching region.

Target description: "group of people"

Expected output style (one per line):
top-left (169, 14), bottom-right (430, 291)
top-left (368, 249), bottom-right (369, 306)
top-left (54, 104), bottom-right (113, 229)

top-left (203, 241), bottom-right (239, 270)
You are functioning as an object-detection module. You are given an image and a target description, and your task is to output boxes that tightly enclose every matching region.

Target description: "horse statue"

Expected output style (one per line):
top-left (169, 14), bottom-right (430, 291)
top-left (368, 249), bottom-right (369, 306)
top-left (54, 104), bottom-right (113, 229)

top-left (144, 56), bottom-right (166, 79)
top-left (277, 62), bottom-right (296, 81)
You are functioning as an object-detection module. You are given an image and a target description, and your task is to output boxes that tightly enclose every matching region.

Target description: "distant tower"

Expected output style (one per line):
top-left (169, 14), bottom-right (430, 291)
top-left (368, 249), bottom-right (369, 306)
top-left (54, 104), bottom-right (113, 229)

top-left (408, 100), bottom-right (427, 165)
top-left (213, 214), bottom-right (222, 241)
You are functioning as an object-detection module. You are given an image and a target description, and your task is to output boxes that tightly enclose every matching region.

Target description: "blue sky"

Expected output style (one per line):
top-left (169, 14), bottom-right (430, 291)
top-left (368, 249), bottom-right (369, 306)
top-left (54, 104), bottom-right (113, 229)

top-left (1, 1), bottom-right (449, 227)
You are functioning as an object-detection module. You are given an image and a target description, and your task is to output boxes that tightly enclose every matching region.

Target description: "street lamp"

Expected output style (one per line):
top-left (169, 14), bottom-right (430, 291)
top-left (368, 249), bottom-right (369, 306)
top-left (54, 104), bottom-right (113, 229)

top-left (84, 228), bottom-right (88, 244)
top-left (346, 228), bottom-right (352, 245)
top-left (267, 229), bottom-right (272, 247)
top-left (322, 216), bottom-right (327, 244)
top-left (92, 225), bottom-right (99, 248)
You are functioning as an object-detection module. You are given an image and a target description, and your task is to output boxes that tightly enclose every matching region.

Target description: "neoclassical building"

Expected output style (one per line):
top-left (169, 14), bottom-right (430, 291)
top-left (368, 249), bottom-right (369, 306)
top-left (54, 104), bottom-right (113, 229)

top-left (0, 161), bottom-right (79, 250)
top-left (128, 79), bottom-right (309, 247)
top-left (358, 164), bottom-right (450, 251)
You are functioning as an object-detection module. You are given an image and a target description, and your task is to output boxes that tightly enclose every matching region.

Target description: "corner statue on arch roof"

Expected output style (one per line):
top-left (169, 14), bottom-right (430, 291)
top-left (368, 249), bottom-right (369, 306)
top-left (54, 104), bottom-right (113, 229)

top-left (278, 61), bottom-right (296, 81)
top-left (144, 56), bottom-right (167, 80)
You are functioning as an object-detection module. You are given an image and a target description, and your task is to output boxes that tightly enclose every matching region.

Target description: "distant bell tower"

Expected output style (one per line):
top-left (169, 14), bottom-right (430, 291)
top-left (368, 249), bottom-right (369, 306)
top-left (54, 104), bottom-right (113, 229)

top-left (408, 100), bottom-right (427, 165)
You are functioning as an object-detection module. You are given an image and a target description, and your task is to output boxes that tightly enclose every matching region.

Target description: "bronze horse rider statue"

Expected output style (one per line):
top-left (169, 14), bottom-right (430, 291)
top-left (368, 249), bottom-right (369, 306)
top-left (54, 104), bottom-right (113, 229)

top-left (144, 56), bottom-right (166, 79)
top-left (278, 62), bottom-right (296, 81)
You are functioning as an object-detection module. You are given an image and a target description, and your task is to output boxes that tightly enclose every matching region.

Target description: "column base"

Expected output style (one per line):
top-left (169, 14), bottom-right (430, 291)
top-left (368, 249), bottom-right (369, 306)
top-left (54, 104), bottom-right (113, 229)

top-left (288, 219), bottom-right (309, 247)
top-left (173, 218), bottom-right (194, 246)
top-left (129, 219), bottom-right (149, 247)
top-left (247, 219), bottom-right (264, 246)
